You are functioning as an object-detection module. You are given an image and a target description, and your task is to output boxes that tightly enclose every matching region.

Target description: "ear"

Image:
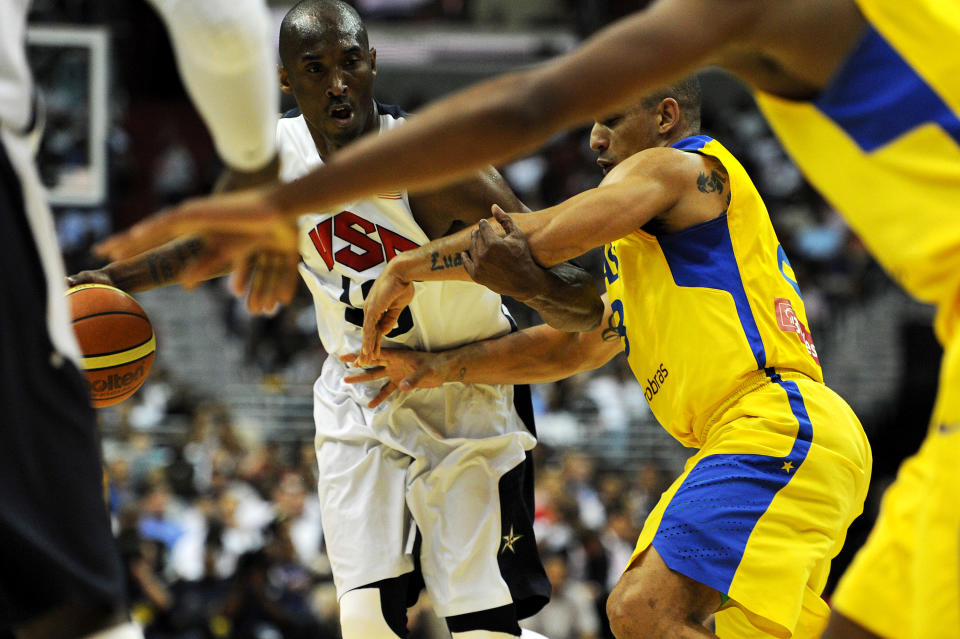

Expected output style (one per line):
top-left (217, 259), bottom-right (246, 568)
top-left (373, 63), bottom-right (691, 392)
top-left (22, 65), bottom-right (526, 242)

top-left (370, 47), bottom-right (377, 75)
top-left (658, 97), bottom-right (681, 135)
top-left (278, 66), bottom-right (293, 94)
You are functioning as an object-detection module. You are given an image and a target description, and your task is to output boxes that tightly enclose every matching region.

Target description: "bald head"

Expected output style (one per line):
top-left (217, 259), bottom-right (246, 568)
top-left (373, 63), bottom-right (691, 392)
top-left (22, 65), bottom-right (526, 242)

top-left (279, 0), bottom-right (368, 69)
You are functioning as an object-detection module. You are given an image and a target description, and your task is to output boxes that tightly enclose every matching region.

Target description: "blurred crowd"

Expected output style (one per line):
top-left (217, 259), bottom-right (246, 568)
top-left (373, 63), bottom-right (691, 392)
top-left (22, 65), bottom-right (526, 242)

top-left (99, 385), bottom-right (674, 639)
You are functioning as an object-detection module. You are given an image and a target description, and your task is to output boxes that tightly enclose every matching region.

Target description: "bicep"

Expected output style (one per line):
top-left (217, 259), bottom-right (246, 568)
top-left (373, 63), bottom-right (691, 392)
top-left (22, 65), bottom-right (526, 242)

top-left (516, 171), bottom-right (679, 267)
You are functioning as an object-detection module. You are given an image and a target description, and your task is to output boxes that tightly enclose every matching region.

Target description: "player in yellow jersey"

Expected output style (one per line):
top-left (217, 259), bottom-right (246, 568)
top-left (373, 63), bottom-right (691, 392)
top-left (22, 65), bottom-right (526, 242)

top-left (96, 1), bottom-right (960, 636)
top-left (338, 81), bottom-right (871, 639)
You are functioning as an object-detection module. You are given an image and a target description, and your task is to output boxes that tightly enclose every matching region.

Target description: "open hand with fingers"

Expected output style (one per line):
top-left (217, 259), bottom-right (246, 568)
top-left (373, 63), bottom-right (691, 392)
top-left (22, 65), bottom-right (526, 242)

top-left (94, 187), bottom-right (299, 297)
top-left (340, 350), bottom-right (452, 408)
top-left (233, 250), bottom-right (301, 315)
top-left (357, 265), bottom-right (415, 365)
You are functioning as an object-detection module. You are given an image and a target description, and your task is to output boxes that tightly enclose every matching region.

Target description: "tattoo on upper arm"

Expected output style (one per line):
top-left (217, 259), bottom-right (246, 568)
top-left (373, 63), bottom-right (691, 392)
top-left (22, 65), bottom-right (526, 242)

top-left (457, 366), bottom-right (466, 381)
top-left (430, 251), bottom-right (464, 271)
top-left (696, 169), bottom-right (727, 194)
top-left (146, 237), bottom-right (206, 285)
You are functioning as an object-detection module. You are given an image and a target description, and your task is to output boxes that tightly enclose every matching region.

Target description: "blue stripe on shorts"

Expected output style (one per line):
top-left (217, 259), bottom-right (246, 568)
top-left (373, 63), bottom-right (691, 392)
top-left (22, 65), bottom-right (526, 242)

top-left (651, 369), bottom-right (813, 595)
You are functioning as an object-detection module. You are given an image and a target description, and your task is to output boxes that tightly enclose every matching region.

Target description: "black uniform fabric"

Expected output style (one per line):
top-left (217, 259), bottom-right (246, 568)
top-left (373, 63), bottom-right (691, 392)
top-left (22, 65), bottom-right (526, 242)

top-left (0, 138), bottom-right (126, 626)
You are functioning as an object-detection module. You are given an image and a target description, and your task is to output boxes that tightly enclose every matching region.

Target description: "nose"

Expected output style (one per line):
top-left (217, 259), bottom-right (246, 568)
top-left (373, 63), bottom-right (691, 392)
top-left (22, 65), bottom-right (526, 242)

top-left (589, 124), bottom-right (608, 152)
top-left (326, 69), bottom-right (347, 97)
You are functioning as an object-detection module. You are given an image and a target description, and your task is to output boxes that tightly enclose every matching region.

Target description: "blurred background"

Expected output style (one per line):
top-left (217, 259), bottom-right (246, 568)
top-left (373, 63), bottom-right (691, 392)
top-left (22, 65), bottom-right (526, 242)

top-left (27, 1), bottom-right (940, 637)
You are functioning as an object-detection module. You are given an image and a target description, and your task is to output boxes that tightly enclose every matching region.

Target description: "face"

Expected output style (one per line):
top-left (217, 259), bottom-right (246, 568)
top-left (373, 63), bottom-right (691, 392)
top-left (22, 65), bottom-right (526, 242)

top-left (589, 98), bottom-right (680, 175)
top-left (280, 19), bottom-right (377, 153)
top-left (589, 106), bottom-right (660, 176)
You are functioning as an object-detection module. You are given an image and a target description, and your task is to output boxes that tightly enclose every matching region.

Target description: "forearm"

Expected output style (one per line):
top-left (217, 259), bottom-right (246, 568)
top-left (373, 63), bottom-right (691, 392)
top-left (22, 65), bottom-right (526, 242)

top-left (526, 263), bottom-right (604, 332)
top-left (437, 324), bottom-right (612, 385)
top-left (103, 236), bottom-right (217, 293)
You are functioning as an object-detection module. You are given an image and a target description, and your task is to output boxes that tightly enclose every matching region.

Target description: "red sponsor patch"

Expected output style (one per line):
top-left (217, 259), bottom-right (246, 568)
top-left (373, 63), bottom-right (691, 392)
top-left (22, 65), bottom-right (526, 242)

top-left (775, 298), bottom-right (820, 365)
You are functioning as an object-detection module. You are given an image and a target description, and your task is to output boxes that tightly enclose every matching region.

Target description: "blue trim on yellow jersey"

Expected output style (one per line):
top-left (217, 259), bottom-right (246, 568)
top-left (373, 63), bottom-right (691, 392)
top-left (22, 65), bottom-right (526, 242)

top-left (815, 26), bottom-right (960, 151)
top-left (671, 135), bottom-right (713, 152)
top-left (651, 369), bottom-right (813, 595)
top-left (658, 215), bottom-right (767, 369)
top-left (777, 245), bottom-right (802, 298)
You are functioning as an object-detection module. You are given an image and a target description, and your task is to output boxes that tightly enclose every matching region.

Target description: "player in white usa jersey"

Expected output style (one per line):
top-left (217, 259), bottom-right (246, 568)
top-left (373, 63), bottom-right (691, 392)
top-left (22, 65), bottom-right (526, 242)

top-left (76, 2), bottom-right (601, 638)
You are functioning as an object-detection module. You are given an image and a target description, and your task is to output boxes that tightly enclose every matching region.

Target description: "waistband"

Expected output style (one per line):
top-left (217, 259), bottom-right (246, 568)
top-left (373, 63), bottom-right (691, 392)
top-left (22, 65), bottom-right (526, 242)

top-left (695, 367), bottom-right (818, 445)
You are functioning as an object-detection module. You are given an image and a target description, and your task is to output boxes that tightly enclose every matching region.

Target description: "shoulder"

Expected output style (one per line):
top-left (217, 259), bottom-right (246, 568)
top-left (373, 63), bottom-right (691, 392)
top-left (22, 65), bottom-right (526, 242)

top-left (601, 146), bottom-right (700, 189)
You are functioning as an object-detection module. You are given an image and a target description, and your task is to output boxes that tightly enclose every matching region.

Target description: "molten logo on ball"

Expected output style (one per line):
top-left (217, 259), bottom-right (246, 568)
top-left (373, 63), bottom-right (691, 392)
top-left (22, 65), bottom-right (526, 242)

top-left (90, 365), bottom-right (146, 393)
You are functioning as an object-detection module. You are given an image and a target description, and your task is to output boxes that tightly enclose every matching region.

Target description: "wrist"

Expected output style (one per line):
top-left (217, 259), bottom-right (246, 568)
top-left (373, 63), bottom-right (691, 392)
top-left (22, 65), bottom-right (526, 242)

top-left (514, 266), bottom-right (555, 303)
top-left (438, 350), bottom-right (465, 384)
top-left (387, 253), bottom-right (416, 284)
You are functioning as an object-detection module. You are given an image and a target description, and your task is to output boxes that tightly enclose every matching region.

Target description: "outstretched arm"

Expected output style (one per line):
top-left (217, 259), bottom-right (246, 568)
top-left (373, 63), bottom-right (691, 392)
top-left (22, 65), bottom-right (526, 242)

top-left (342, 295), bottom-right (623, 408)
top-left (95, 0), bottom-right (759, 262)
top-left (360, 151), bottom-right (682, 361)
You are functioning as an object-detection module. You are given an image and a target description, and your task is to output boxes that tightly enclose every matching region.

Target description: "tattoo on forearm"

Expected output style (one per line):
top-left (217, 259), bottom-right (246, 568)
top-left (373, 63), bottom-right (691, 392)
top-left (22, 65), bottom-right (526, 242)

top-left (146, 237), bottom-right (206, 285)
top-left (696, 169), bottom-right (727, 194)
top-left (429, 251), bottom-right (464, 271)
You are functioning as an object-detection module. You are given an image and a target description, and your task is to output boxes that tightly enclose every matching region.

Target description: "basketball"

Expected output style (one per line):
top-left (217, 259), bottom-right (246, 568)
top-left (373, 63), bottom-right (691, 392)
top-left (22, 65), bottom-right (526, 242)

top-left (66, 283), bottom-right (156, 407)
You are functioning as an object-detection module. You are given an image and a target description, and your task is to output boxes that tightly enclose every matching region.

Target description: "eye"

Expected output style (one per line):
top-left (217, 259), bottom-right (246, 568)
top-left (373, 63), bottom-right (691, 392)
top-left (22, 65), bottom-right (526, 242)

top-left (305, 63), bottom-right (325, 74)
top-left (603, 116), bottom-right (622, 128)
top-left (343, 57), bottom-right (361, 68)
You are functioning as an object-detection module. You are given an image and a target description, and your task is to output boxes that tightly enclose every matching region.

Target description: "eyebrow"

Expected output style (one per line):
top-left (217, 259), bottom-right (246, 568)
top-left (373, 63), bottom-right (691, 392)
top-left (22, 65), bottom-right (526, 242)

top-left (300, 45), bottom-right (362, 62)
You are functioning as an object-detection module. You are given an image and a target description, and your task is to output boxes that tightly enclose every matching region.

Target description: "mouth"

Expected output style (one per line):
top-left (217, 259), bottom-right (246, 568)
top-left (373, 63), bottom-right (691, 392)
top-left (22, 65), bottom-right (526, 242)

top-left (597, 158), bottom-right (615, 175)
top-left (328, 103), bottom-right (355, 128)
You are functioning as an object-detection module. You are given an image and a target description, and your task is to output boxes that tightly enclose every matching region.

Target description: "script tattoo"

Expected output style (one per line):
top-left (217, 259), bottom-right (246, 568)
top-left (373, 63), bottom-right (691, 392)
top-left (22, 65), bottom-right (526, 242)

top-left (696, 169), bottom-right (727, 194)
top-left (146, 237), bottom-right (205, 285)
top-left (429, 251), bottom-right (464, 271)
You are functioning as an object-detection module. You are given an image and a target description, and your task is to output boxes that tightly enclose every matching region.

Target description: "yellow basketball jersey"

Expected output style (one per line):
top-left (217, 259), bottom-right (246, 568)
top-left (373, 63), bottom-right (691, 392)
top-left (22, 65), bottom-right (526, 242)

top-left (754, 0), bottom-right (960, 342)
top-left (604, 136), bottom-right (822, 448)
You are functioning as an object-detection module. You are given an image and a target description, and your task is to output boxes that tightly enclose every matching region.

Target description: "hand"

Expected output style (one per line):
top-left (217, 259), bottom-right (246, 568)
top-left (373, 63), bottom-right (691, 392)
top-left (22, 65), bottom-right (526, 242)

top-left (358, 262), bottom-right (415, 365)
top-left (66, 268), bottom-right (114, 288)
top-left (462, 205), bottom-right (549, 301)
top-left (94, 187), bottom-right (299, 292)
top-left (232, 250), bottom-right (301, 315)
top-left (340, 350), bottom-right (450, 408)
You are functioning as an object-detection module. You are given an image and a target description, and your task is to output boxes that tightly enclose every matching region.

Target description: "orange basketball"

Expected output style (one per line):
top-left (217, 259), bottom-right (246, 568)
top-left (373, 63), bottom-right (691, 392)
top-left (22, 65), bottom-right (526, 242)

top-left (66, 284), bottom-right (156, 407)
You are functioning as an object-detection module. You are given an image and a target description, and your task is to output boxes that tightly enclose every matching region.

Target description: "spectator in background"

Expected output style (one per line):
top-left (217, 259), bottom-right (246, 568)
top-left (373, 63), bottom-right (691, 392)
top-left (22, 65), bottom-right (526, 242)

top-left (521, 552), bottom-right (600, 639)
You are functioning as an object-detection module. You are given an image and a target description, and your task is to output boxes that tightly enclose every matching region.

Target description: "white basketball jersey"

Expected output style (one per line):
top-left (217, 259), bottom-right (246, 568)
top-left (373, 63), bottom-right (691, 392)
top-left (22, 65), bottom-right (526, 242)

top-left (278, 107), bottom-right (513, 360)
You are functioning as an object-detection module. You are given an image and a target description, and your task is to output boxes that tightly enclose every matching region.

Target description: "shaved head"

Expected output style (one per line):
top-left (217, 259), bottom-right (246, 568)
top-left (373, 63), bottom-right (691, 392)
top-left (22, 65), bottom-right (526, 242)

top-left (279, 0), bottom-right (368, 69)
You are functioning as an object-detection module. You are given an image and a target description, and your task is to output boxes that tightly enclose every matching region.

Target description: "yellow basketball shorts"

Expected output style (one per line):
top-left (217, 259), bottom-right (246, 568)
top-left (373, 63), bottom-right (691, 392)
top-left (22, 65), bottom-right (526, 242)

top-left (832, 330), bottom-right (960, 638)
top-left (628, 370), bottom-right (872, 638)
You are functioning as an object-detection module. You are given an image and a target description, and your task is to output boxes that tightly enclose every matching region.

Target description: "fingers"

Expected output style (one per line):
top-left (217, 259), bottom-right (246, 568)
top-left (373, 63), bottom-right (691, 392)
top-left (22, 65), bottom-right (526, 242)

top-left (342, 368), bottom-right (389, 384)
top-left (492, 207), bottom-right (518, 235)
top-left (367, 381), bottom-right (396, 409)
top-left (248, 253), bottom-right (279, 314)
top-left (461, 250), bottom-right (476, 279)
top-left (231, 254), bottom-right (256, 300)
top-left (95, 210), bottom-right (185, 261)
